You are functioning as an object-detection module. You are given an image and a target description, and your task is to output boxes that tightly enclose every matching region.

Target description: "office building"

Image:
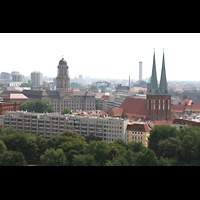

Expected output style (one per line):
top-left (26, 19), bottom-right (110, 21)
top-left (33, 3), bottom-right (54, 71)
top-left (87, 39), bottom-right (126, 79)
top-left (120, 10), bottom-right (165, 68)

top-left (12, 74), bottom-right (24, 82)
top-left (31, 71), bottom-right (43, 86)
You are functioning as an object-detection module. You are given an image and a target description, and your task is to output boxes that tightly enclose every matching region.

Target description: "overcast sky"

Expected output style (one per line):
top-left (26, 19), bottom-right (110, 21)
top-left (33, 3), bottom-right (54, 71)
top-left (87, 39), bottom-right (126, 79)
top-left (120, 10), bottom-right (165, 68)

top-left (0, 33), bottom-right (199, 81)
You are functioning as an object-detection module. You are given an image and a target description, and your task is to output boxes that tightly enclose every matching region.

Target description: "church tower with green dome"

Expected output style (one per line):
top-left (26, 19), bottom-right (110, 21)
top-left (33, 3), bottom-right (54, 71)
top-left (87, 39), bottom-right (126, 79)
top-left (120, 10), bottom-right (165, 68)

top-left (147, 49), bottom-right (171, 121)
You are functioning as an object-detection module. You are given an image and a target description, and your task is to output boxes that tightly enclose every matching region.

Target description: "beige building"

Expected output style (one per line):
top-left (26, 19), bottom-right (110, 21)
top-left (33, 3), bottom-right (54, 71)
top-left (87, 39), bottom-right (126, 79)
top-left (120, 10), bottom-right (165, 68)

top-left (126, 122), bottom-right (152, 147)
top-left (3, 111), bottom-right (129, 143)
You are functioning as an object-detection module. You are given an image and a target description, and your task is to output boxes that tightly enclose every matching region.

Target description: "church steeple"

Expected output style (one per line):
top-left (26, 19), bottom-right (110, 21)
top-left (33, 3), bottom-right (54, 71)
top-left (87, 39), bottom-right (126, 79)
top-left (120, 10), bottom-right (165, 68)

top-left (147, 49), bottom-right (160, 95)
top-left (159, 49), bottom-right (169, 95)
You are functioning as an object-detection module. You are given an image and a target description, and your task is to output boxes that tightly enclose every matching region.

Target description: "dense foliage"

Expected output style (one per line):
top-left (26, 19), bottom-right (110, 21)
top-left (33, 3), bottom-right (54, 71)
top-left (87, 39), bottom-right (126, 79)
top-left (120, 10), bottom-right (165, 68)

top-left (148, 125), bottom-right (200, 166)
top-left (20, 99), bottom-right (54, 113)
top-left (1, 125), bottom-right (200, 166)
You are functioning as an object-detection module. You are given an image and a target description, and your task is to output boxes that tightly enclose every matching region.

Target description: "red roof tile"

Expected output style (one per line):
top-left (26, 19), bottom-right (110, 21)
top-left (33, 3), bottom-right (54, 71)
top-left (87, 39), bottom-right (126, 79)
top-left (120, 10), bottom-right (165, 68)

top-left (152, 120), bottom-right (172, 126)
top-left (182, 98), bottom-right (193, 105)
top-left (119, 98), bottom-right (147, 117)
top-left (172, 118), bottom-right (200, 127)
top-left (127, 123), bottom-right (151, 132)
top-left (108, 108), bottom-right (123, 117)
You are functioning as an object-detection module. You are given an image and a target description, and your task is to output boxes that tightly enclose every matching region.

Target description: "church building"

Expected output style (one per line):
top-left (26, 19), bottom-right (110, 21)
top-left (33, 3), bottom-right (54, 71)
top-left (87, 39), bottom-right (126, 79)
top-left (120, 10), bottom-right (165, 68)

top-left (108, 49), bottom-right (172, 122)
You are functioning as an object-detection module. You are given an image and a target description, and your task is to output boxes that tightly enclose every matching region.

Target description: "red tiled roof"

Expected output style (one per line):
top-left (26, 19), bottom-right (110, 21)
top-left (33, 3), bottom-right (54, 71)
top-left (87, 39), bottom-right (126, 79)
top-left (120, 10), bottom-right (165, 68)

top-left (171, 104), bottom-right (185, 113)
top-left (101, 95), bottom-right (109, 100)
top-left (172, 118), bottom-right (200, 127)
top-left (152, 120), bottom-right (172, 126)
top-left (171, 102), bottom-right (200, 113)
top-left (182, 98), bottom-right (193, 105)
top-left (108, 108), bottom-right (123, 117)
top-left (127, 123), bottom-right (151, 132)
top-left (119, 98), bottom-right (147, 117)
top-left (3, 93), bottom-right (29, 99)
top-left (190, 103), bottom-right (200, 112)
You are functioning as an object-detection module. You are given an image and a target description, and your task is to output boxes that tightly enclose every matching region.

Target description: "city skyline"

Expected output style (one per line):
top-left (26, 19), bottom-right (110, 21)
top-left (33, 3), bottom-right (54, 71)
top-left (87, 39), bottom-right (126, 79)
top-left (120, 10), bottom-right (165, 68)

top-left (0, 33), bottom-right (200, 81)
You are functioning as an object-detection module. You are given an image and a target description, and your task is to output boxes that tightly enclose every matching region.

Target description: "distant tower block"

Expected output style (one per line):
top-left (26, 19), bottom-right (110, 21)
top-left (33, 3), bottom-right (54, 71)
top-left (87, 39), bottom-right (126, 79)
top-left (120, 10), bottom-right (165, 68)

top-left (139, 61), bottom-right (143, 81)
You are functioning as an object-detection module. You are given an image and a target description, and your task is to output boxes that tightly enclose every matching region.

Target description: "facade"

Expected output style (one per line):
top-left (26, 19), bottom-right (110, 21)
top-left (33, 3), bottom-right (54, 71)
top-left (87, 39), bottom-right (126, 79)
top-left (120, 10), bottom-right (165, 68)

top-left (0, 102), bottom-right (20, 115)
top-left (12, 74), bottom-right (24, 82)
top-left (21, 57), bottom-right (95, 113)
top-left (31, 71), bottom-right (43, 86)
top-left (126, 122), bottom-right (152, 147)
top-left (0, 72), bottom-right (10, 80)
top-left (3, 111), bottom-right (129, 143)
top-left (139, 61), bottom-right (143, 81)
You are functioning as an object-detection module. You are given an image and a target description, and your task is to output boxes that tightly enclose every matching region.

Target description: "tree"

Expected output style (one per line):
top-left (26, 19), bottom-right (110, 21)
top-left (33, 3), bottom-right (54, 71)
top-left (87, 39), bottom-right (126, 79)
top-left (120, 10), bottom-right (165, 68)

top-left (106, 156), bottom-right (129, 166)
top-left (157, 137), bottom-right (181, 159)
top-left (60, 130), bottom-right (79, 138)
top-left (148, 125), bottom-right (178, 156)
top-left (0, 151), bottom-right (26, 166)
top-left (85, 134), bottom-right (102, 144)
top-left (58, 138), bottom-right (87, 165)
top-left (180, 134), bottom-right (196, 165)
top-left (126, 141), bottom-right (145, 153)
top-left (20, 99), bottom-right (54, 113)
top-left (0, 140), bottom-right (7, 154)
top-left (107, 146), bottom-right (120, 161)
top-left (23, 137), bottom-right (39, 163)
top-left (124, 150), bottom-right (137, 166)
top-left (61, 108), bottom-right (72, 114)
top-left (135, 148), bottom-right (158, 166)
top-left (46, 135), bottom-right (67, 150)
top-left (183, 93), bottom-right (188, 100)
top-left (20, 82), bottom-right (32, 87)
top-left (72, 154), bottom-right (98, 166)
top-left (83, 140), bottom-right (110, 166)
top-left (40, 148), bottom-right (67, 166)
top-left (90, 85), bottom-right (98, 93)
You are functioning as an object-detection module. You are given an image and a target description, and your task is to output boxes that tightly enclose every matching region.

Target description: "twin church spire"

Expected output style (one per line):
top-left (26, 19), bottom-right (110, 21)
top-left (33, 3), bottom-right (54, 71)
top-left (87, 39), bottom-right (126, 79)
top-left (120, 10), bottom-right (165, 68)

top-left (147, 49), bottom-right (169, 95)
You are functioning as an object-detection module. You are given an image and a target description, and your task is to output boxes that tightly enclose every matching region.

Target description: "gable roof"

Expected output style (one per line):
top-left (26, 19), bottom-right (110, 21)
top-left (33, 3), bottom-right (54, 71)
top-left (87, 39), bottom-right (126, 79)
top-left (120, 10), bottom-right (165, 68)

top-left (127, 123), bottom-right (152, 132)
top-left (108, 108), bottom-right (123, 117)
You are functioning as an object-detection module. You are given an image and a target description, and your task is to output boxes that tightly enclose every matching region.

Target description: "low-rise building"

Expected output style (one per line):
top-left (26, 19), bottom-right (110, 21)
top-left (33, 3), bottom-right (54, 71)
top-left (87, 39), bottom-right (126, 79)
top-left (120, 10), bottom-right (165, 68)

top-left (126, 122), bottom-right (152, 147)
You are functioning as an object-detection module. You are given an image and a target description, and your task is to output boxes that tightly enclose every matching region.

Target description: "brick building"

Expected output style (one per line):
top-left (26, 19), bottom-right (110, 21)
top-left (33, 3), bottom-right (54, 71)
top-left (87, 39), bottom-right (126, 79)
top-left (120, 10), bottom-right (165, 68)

top-left (0, 101), bottom-right (20, 115)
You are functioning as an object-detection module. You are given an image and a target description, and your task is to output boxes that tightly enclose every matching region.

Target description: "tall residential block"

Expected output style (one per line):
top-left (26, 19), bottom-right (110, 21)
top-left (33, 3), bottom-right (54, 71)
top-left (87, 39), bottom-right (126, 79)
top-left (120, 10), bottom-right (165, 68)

top-left (31, 71), bottom-right (43, 86)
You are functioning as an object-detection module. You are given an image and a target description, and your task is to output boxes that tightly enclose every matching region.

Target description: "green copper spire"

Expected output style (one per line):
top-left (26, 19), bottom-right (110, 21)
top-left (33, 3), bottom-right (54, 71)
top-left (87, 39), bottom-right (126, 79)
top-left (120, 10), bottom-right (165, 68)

top-left (159, 49), bottom-right (169, 95)
top-left (147, 49), bottom-right (160, 95)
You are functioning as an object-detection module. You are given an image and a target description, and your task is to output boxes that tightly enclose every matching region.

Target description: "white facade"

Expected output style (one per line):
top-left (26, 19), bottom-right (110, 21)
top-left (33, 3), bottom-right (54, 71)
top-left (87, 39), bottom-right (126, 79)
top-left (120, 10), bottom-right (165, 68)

top-left (3, 111), bottom-right (129, 143)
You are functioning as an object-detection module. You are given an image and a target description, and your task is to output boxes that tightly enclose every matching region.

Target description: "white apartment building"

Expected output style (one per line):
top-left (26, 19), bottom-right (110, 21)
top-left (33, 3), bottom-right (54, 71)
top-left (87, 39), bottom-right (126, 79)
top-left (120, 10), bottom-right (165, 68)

top-left (3, 111), bottom-right (129, 143)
